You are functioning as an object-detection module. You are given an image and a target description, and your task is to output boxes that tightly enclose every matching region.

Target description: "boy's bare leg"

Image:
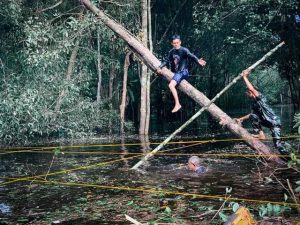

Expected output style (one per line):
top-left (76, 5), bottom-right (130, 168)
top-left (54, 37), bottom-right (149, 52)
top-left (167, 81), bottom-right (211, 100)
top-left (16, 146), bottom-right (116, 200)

top-left (168, 80), bottom-right (181, 113)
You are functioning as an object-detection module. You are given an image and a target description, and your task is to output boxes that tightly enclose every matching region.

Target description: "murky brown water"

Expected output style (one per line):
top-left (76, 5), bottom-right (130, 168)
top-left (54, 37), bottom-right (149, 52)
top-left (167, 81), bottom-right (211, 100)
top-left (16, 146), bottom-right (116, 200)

top-left (0, 105), bottom-right (299, 224)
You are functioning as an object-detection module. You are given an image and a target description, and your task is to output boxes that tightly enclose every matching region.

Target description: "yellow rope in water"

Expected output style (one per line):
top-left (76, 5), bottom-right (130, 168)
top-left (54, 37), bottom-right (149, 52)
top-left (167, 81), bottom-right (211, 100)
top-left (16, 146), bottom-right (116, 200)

top-left (1, 141), bottom-right (298, 208)
top-left (0, 135), bottom-right (299, 152)
top-left (8, 178), bottom-right (300, 208)
top-left (0, 142), bottom-right (203, 186)
top-left (0, 149), bottom-right (297, 158)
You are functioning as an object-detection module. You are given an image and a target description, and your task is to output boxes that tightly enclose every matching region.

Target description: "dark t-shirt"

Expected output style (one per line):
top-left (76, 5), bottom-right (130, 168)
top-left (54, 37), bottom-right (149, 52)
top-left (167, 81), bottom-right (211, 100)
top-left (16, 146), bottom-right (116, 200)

top-left (252, 93), bottom-right (280, 126)
top-left (159, 47), bottom-right (199, 73)
top-left (195, 166), bottom-right (207, 175)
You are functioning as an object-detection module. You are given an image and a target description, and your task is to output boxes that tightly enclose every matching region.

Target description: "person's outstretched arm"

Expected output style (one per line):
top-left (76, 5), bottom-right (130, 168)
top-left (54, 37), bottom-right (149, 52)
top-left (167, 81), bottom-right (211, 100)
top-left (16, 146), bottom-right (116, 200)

top-left (235, 114), bottom-right (250, 124)
top-left (186, 48), bottom-right (206, 67)
top-left (242, 69), bottom-right (259, 97)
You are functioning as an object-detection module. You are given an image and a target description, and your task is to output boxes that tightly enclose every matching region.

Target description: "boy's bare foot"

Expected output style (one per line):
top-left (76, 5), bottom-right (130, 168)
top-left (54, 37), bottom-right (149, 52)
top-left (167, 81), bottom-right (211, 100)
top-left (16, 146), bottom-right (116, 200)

top-left (252, 133), bottom-right (266, 140)
top-left (171, 105), bottom-right (181, 113)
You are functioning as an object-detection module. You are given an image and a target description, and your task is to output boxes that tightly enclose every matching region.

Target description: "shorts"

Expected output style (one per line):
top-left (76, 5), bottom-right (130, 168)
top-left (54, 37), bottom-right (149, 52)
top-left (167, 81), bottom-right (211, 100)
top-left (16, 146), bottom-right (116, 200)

top-left (172, 69), bottom-right (189, 85)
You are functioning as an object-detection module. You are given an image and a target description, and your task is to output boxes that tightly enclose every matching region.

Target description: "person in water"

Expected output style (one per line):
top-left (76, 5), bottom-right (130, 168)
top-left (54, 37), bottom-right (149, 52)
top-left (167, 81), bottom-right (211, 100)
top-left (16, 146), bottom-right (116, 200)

top-left (188, 156), bottom-right (207, 175)
top-left (156, 35), bottom-right (206, 113)
top-left (235, 69), bottom-right (290, 155)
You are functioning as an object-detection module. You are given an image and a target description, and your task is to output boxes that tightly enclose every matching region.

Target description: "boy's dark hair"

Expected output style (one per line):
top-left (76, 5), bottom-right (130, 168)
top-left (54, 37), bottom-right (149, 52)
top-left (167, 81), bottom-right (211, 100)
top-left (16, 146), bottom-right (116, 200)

top-left (171, 35), bottom-right (181, 41)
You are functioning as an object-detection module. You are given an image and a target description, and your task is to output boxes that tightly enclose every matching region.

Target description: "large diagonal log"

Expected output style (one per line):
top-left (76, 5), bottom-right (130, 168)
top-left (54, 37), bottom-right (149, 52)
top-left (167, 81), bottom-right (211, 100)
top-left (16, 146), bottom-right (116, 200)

top-left (132, 42), bottom-right (285, 169)
top-left (81, 0), bottom-right (283, 164)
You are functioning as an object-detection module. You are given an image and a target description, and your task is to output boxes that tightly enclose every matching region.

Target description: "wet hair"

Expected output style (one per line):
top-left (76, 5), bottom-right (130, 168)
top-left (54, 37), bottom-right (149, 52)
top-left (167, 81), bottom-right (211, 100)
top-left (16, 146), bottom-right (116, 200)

top-left (188, 156), bottom-right (201, 166)
top-left (171, 35), bottom-right (181, 41)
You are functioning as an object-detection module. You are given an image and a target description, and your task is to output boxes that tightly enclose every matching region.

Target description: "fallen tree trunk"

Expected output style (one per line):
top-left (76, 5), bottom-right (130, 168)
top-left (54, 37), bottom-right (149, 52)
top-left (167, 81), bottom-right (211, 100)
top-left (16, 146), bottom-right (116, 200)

top-left (80, 0), bottom-right (283, 164)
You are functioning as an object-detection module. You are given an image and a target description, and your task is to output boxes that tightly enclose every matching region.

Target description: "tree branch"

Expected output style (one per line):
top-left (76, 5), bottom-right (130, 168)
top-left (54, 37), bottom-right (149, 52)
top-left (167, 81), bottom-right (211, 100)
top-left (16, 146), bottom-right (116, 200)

top-left (101, 0), bottom-right (130, 7)
top-left (38, 0), bottom-right (63, 13)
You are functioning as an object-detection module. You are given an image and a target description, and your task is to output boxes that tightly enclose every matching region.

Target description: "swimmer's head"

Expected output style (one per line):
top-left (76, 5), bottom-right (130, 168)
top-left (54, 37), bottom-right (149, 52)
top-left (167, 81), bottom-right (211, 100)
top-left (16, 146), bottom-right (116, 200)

top-left (188, 156), bottom-right (201, 171)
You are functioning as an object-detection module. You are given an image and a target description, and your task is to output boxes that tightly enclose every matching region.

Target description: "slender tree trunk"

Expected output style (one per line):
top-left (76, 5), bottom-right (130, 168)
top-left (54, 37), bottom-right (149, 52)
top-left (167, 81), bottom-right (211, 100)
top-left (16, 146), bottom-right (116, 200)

top-left (148, 0), bottom-right (153, 53)
top-left (287, 75), bottom-right (296, 107)
top-left (54, 10), bottom-right (84, 118)
top-left (223, 70), bottom-right (229, 107)
top-left (54, 41), bottom-right (80, 117)
top-left (145, 71), bottom-right (151, 134)
top-left (145, 0), bottom-right (153, 135)
top-left (96, 27), bottom-right (102, 103)
top-left (139, 134), bottom-right (151, 152)
top-left (139, 0), bottom-right (149, 135)
top-left (121, 135), bottom-right (129, 168)
top-left (120, 51), bottom-right (132, 134)
top-left (109, 36), bottom-right (116, 135)
top-left (81, 0), bottom-right (279, 163)
top-left (140, 69), bottom-right (148, 134)
top-left (291, 75), bottom-right (300, 109)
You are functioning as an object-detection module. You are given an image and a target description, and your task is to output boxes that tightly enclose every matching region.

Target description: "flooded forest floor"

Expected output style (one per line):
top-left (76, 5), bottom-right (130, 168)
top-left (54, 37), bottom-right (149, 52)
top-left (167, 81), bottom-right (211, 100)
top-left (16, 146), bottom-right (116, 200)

top-left (0, 133), bottom-right (300, 225)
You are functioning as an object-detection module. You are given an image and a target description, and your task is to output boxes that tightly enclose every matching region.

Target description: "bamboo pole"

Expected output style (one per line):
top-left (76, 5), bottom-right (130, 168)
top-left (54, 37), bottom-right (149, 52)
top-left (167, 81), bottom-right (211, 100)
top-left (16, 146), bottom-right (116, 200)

top-left (132, 41), bottom-right (285, 169)
top-left (124, 214), bottom-right (143, 225)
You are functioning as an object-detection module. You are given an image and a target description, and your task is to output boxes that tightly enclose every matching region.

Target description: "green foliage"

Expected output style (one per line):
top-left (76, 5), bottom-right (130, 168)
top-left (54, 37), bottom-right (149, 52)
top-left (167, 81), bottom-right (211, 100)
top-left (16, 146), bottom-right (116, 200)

top-left (192, 0), bottom-right (298, 108)
top-left (164, 206), bottom-right (172, 214)
top-left (295, 181), bottom-right (300, 194)
top-left (294, 113), bottom-right (300, 134)
top-left (258, 203), bottom-right (290, 218)
top-left (251, 67), bottom-right (287, 104)
top-left (53, 148), bottom-right (61, 155)
top-left (287, 153), bottom-right (300, 170)
top-left (0, 0), bottom-right (137, 145)
top-left (231, 202), bottom-right (240, 212)
top-left (218, 212), bottom-right (228, 222)
top-left (77, 197), bottom-right (88, 204)
top-left (126, 200), bottom-right (134, 206)
top-left (0, 0), bottom-right (23, 25)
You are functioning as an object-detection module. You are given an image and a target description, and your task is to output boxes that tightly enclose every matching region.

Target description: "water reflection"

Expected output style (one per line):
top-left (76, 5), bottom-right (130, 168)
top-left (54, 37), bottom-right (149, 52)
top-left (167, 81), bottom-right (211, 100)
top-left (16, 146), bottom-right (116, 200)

top-left (0, 203), bottom-right (11, 214)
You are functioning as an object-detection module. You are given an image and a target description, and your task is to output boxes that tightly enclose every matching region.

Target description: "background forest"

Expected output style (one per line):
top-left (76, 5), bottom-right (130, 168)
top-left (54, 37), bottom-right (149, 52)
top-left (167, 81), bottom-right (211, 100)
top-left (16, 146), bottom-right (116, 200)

top-left (0, 0), bottom-right (299, 145)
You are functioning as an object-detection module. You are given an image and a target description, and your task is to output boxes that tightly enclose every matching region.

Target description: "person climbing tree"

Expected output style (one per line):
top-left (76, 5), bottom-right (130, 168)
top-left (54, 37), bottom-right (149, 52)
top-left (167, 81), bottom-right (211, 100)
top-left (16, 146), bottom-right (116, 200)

top-left (156, 35), bottom-right (206, 113)
top-left (235, 69), bottom-right (290, 155)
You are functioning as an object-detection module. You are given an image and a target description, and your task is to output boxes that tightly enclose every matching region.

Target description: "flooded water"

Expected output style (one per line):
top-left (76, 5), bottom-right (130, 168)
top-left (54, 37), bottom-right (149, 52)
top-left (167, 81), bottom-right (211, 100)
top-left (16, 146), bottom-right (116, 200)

top-left (0, 105), bottom-right (299, 224)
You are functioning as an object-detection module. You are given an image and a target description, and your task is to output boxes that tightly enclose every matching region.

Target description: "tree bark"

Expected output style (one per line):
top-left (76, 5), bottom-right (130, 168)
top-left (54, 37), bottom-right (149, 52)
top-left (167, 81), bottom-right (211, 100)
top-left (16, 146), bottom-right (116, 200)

top-left (54, 10), bottom-right (84, 118)
top-left (120, 51), bottom-right (132, 134)
top-left (80, 0), bottom-right (281, 163)
top-left (139, 0), bottom-right (150, 135)
top-left (145, 0), bottom-right (153, 135)
top-left (96, 27), bottom-right (102, 103)
top-left (148, 0), bottom-right (153, 53)
top-left (109, 35), bottom-right (116, 135)
top-left (54, 41), bottom-right (80, 117)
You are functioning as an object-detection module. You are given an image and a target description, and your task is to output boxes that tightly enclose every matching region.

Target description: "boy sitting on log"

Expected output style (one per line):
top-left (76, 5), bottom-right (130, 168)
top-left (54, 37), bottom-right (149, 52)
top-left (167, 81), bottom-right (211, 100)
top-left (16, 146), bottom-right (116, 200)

top-left (157, 35), bottom-right (206, 113)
